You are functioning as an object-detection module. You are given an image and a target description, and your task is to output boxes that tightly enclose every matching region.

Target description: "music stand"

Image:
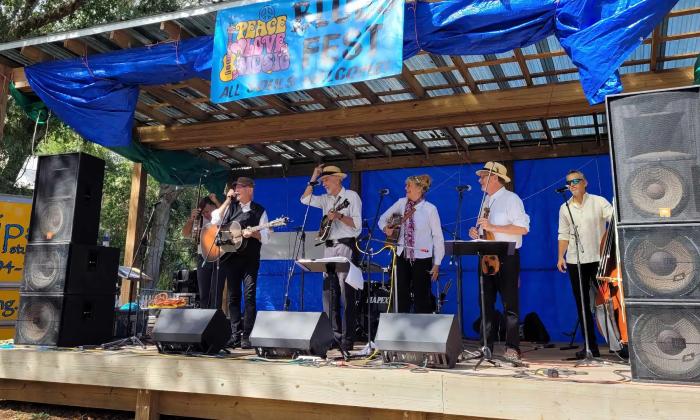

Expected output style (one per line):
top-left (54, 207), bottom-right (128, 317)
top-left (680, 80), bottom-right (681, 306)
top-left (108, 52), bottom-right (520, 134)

top-left (445, 240), bottom-right (515, 369)
top-left (296, 258), bottom-right (354, 360)
top-left (103, 267), bottom-right (153, 349)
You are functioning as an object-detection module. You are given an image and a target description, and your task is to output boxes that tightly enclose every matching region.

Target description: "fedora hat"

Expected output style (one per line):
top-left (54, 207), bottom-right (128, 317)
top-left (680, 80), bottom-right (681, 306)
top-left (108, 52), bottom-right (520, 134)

top-left (319, 165), bottom-right (347, 180)
top-left (475, 161), bottom-right (511, 183)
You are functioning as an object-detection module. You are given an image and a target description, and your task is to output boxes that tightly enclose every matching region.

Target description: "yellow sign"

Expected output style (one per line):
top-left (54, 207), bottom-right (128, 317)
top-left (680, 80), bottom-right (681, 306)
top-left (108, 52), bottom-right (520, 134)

top-left (0, 194), bottom-right (32, 283)
top-left (0, 288), bottom-right (19, 321)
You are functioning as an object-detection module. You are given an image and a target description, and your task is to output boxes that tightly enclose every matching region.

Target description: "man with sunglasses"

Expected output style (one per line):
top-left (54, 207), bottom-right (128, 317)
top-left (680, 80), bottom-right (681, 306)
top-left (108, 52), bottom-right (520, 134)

top-left (557, 170), bottom-right (613, 359)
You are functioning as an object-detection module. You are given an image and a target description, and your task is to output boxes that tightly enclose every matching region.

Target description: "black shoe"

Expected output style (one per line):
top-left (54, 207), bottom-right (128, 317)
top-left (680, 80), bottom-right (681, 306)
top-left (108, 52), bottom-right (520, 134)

top-left (575, 348), bottom-right (600, 359)
top-left (227, 337), bottom-right (241, 349)
top-left (241, 338), bottom-right (252, 349)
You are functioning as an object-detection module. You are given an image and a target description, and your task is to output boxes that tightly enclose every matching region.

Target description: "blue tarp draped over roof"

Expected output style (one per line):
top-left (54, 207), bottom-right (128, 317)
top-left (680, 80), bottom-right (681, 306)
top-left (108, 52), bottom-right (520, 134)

top-left (24, 0), bottom-right (677, 148)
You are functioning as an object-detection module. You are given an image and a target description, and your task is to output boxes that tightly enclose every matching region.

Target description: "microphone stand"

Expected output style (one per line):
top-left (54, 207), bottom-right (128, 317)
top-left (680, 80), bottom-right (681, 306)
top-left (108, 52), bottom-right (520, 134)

top-left (453, 187), bottom-right (466, 336)
top-left (283, 186), bottom-right (314, 311)
top-left (558, 190), bottom-right (602, 366)
top-left (103, 198), bottom-right (161, 350)
top-left (358, 190), bottom-right (386, 354)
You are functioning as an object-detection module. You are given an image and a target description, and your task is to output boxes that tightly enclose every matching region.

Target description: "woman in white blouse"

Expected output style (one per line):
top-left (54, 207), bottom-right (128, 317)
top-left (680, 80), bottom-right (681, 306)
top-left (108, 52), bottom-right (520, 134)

top-left (378, 175), bottom-right (444, 313)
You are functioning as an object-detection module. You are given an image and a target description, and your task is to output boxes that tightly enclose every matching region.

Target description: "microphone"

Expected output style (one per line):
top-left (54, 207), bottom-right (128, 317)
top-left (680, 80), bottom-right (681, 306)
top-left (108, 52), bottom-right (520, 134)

top-left (555, 186), bottom-right (569, 193)
top-left (379, 188), bottom-right (390, 196)
top-left (456, 185), bottom-right (472, 192)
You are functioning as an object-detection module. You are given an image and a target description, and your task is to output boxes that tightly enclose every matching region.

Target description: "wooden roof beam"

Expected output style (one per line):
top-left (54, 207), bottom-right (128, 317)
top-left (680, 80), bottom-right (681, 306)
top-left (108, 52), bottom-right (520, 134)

top-left (135, 102), bottom-right (174, 125)
top-left (306, 88), bottom-right (338, 109)
top-left (401, 64), bottom-right (426, 98)
top-left (20, 46), bottom-right (50, 63)
top-left (351, 82), bottom-right (380, 103)
top-left (446, 126), bottom-right (469, 154)
top-left (248, 143), bottom-right (290, 166)
top-left (492, 123), bottom-right (512, 151)
top-left (109, 30), bottom-right (136, 49)
top-left (142, 86), bottom-right (211, 121)
top-left (138, 68), bottom-right (693, 150)
top-left (63, 39), bottom-right (96, 56)
top-left (160, 20), bottom-right (190, 40)
top-left (285, 141), bottom-right (321, 163)
top-left (11, 67), bottom-right (30, 91)
top-left (452, 56), bottom-right (480, 94)
top-left (217, 146), bottom-right (260, 169)
top-left (323, 137), bottom-right (356, 161)
top-left (514, 49), bottom-right (533, 86)
top-left (361, 134), bottom-right (392, 157)
top-left (403, 130), bottom-right (429, 157)
top-left (540, 118), bottom-right (554, 149)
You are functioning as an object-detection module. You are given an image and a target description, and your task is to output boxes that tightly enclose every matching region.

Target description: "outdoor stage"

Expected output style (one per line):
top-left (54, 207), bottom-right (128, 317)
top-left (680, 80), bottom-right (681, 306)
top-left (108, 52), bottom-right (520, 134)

top-left (0, 341), bottom-right (698, 420)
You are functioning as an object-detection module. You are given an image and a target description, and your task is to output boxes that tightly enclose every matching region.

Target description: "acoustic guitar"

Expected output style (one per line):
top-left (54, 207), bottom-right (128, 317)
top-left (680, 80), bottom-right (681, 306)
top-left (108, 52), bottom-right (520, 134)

top-left (384, 205), bottom-right (416, 245)
top-left (317, 198), bottom-right (350, 242)
top-left (201, 216), bottom-right (288, 262)
top-left (480, 207), bottom-right (501, 275)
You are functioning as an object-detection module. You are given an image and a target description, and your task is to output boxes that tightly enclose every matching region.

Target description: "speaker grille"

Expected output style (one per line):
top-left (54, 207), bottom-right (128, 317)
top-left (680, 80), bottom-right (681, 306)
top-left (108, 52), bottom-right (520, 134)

top-left (627, 303), bottom-right (700, 382)
top-left (620, 225), bottom-right (700, 299)
top-left (23, 244), bottom-right (69, 292)
top-left (14, 296), bottom-right (62, 346)
top-left (607, 86), bottom-right (700, 224)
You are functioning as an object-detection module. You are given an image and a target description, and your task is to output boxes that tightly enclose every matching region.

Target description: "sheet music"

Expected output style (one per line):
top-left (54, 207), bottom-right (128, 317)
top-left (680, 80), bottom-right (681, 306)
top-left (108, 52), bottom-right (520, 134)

top-left (296, 257), bottom-right (364, 290)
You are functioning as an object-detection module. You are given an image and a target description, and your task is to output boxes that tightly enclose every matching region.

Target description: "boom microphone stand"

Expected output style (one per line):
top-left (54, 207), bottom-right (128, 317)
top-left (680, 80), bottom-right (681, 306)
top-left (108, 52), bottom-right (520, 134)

top-left (283, 183), bottom-right (315, 310)
top-left (557, 190), bottom-right (602, 366)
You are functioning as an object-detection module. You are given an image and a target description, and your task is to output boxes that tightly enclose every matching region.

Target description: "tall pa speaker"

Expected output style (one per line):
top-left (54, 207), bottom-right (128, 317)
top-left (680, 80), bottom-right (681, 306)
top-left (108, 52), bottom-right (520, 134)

top-left (29, 153), bottom-right (104, 244)
top-left (249, 311), bottom-right (334, 358)
top-left (14, 294), bottom-right (115, 347)
top-left (375, 313), bottom-right (462, 368)
top-left (607, 85), bottom-right (700, 224)
top-left (152, 309), bottom-right (232, 354)
top-left (21, 243), bottom-right (118, 295)
top-left (626, 301), bottom-right (700, 383)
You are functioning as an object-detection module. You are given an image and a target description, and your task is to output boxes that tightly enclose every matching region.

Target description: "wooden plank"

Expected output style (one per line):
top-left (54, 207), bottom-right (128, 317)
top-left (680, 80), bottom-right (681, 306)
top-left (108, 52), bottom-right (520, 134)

top-left (160, 20), bottom-right (189, 40)
top-left (540, 118), bottom-right (554, 148)
top-left (121, 163), bottom-right (147, 304)
top-left (0, 379), bottom-right (136, 411)
top-left (401, 64), bottom-right (426, 98)
top-left (306, 88), bottom-right (339, 109)
top-left (136, 389), bottom-right (160, 420)
top-left (351, 82), bottom-right (380, 103)
top-left (138, 69), bottom-right (693, 150)
top-left (513, 48), bottom-right (533, 86)
top-left (445, 126), bottom-right (469, 154)
top-left (136, 102), bottom-right (173, 125)
top-left (11, 67), bottom-right (29, 91)
top-left (143, 86), bottom-right (211, 121)
top-left (362, 134), bottom-right (392, 157)
top-left (650, 27), bottom-right (663, 72)
top-left (20, 46), bottom-right (50, 63)
top-left (285, 141), bottom-right (320, 163)
top-left (159, 391), bottom-right (442, 420)
top-left (63, 39), bottom-right (95, 56)
top-left (110, 30), bottom-right (135, 49)
top-left (491, 123), bottom-right (511, 151)
top-left (229, 138), bottom-right (608, 178)
top-left (452, 56), bottom-right (479, 94)
top-left (217, 146), bottom-right (259, 168)
top-left (403, 130), bottom-right (430, 157)
top-left (323, 137), bottom-right (356, 161)
top-left (249, 143), bottom-right (289, 166)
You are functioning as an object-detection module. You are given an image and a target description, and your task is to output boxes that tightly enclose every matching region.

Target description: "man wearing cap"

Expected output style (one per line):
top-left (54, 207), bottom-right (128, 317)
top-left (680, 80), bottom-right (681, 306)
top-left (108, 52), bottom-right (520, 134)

top-left (210, 176), bottom-right (269, 349)
top-left (301, 164), bottom-right (362, 353)
top-left (469, 161), bottom-right (530, 364)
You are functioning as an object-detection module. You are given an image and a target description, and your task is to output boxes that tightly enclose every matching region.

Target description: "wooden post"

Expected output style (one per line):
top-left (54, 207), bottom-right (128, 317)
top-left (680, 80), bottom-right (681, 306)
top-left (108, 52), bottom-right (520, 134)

top-left (135, 389), bottom-right (160, 420)
top-left (0, 64), bottom-right (13, 141)
top-left (121, 163), bottom-right (148, 304)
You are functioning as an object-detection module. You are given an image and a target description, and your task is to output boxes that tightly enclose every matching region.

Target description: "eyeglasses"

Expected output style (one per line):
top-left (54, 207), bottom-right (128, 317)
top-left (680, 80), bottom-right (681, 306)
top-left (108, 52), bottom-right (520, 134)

top-left (566, 178), bottom-right (583, 186)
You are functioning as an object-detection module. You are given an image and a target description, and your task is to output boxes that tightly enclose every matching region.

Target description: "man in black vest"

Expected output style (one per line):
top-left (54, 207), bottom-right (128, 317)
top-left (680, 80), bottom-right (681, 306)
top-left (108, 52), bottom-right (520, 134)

top-left (210, 176), bottom-right (269, 349)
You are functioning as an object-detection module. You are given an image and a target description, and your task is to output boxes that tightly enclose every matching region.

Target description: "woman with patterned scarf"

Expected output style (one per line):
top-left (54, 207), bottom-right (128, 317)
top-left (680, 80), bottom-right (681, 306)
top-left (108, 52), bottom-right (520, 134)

top-left (378, 175), bottom-right (445, 313)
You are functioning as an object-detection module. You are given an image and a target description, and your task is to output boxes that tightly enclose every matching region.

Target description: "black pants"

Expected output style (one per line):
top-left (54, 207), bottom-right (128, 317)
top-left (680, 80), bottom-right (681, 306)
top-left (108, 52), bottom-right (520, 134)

top-left (567, 262), bottom-right (599, 350)
top-left (323, 267), bottom-right (358, 349)
top-left (481, 250), bottom-right (520, 351)
top-left (395, 254), bottom-right (433, 313)
top-left (216, 254), bottom-right (260, 339)
top-left (196, 255), bottom-right (215, 309)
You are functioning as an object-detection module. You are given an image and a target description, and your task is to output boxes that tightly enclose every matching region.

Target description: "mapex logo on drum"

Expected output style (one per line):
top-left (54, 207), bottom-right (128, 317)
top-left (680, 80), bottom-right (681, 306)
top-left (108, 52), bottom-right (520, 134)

top-left (368, 296), bottom-right (390, 304)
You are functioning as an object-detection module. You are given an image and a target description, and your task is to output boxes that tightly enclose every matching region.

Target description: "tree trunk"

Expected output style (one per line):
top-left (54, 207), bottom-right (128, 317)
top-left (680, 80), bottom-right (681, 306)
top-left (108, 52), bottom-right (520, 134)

top-left (143, 184), bottom-right (182, 289)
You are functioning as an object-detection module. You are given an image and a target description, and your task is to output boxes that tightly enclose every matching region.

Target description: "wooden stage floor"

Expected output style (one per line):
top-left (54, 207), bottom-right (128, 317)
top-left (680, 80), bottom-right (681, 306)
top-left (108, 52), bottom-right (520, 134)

top-left (0, 340), bottom-right (698, 420)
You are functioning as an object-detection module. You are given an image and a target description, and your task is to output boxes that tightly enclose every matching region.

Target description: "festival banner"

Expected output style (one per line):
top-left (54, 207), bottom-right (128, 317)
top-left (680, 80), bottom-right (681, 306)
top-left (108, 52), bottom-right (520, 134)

top-left (210, 0), bottom-right (404, 103)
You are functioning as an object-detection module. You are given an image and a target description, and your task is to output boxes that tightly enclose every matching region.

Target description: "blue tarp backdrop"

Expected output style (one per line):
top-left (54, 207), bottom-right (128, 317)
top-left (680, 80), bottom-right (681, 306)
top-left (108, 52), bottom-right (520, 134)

top-left (25, 0), bottom-right (677, 149)
top-left (253, 154), bottom-right (613, 343)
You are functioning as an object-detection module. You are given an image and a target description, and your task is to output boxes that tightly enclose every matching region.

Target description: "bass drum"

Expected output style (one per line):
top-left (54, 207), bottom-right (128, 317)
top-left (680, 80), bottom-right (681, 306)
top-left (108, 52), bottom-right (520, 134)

top-left (355, 282), bottom-right (391, 341)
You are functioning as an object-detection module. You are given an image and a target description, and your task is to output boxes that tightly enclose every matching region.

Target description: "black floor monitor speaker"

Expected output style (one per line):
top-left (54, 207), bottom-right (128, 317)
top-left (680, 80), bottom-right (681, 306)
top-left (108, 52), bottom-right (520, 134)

top-left (607, 86), bottom-right (700, 224)
top-left (626, 301), bottom-right (700, 383)
top-left (619, 224), bottom-right (700, 300)
top-left (249, 311), bottom-right (333, 358)
top-left (14, 293), bottom-right (115, 347)
top-left (375, 313), bottom-right (463, 368)
top-left (152, 309), bottom-right (231, 354)
top-left (21, 243), bottom-right (119, 295)
top-left (29, 153), bottom-right (104, 244)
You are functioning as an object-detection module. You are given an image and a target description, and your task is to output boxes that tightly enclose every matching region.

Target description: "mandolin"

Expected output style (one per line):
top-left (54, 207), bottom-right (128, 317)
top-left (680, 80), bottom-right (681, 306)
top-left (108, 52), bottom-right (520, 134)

top-left (480, 207), bottom-right (501, 275)
top-left (317, 198), bottom-right (350, 242)
top-left (201, 216), bottom-right (288, 262)
top-left (384, 205), bottom-right (416, 245)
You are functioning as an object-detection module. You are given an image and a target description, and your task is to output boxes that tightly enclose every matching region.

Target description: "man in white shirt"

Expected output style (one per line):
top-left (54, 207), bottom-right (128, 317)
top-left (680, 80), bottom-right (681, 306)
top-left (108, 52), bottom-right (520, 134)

top-left (301, 164), bottom-right (362, 353)
top-left (181, 194), bottom-right (220, 309)
top-left (210, 177), bottom-right (270, 349)
top-left (469, 161), bottom-right (530, 364)
top-left (557, 169), bottom-right (613, 359)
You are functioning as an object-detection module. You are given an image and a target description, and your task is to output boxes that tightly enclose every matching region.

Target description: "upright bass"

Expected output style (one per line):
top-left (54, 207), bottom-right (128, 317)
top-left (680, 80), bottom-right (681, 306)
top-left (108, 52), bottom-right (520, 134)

top-left (594, 214), bottom-right (628, 353)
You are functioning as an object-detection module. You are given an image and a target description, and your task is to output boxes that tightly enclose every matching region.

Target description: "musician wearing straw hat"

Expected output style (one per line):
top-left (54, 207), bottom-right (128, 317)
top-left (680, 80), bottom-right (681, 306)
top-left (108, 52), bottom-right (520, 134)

top-left (378, 174), bottom-right (444, 313)
top-left (301, 164), bottom-right (362, 352)
top-left (469, 161), bottom-right (530, 364)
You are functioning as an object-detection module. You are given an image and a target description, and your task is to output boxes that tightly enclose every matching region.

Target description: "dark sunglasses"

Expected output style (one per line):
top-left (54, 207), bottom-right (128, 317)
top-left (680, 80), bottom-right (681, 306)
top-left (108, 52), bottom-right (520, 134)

top-left (566, 178), bottom-right (583, 186)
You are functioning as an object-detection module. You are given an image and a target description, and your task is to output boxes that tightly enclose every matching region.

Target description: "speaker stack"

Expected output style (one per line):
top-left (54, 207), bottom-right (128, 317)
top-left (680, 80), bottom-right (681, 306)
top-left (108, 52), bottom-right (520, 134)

top-left (607, 85), bottom-right (700, 383)
top-left (14, 153), bottom-right (118, 347)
